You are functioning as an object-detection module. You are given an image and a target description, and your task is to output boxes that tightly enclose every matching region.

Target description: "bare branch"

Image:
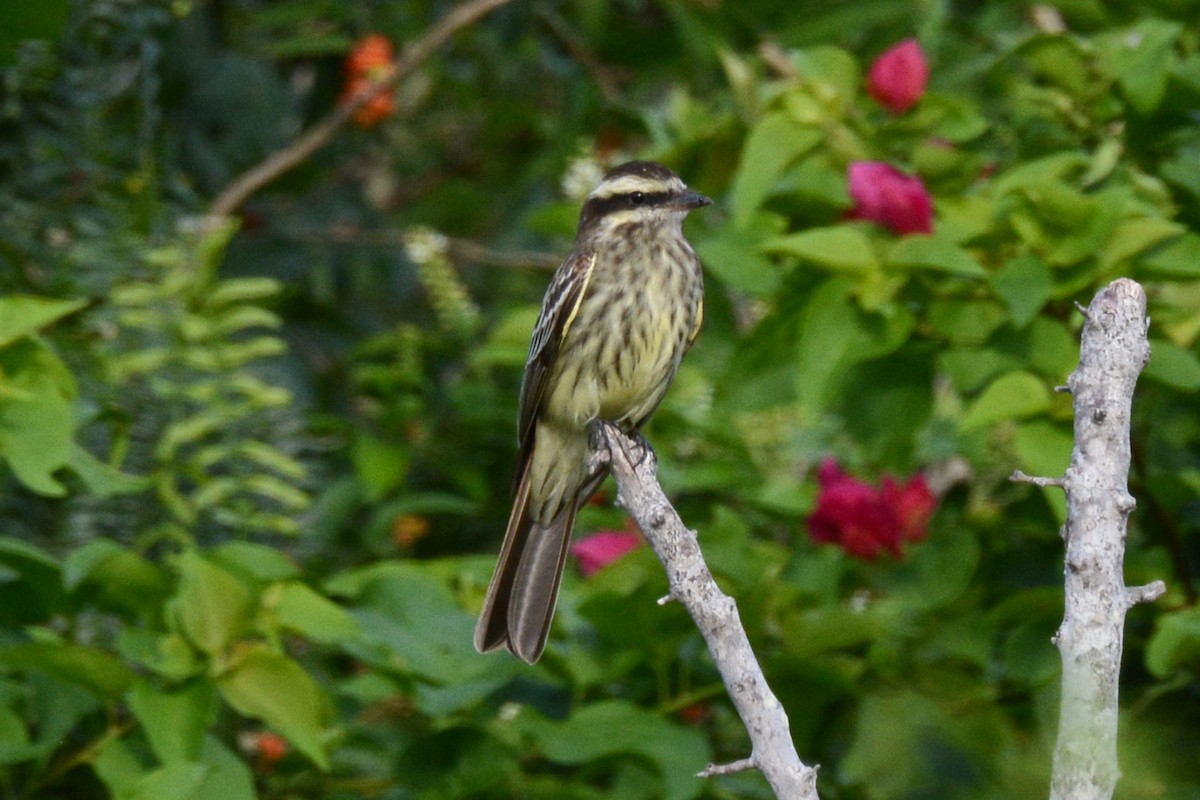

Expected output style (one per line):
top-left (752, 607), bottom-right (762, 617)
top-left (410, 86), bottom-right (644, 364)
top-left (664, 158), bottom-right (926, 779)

top-left (1009, 470), bottom-right (1064, 488)
top-left (698, 757), bottom-right (757, 778)
top-left (262, 226), bottom-right (562, 270)
top-left (536, 8), bottom-right (626, 104)
top-left (207, 0), bottom-right (516, 218)
top-left (1050, 278), bottom-right (1161, 800)
top-left (1125, 581), bottom-right (1167, 608)
top-left (590, 422), bottom-right (820, 800)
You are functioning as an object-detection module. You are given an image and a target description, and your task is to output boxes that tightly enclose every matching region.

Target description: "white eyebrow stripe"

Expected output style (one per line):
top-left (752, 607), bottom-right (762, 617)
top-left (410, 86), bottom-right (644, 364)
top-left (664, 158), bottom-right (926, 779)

top-left (589, 174), bottom-right (684, 199)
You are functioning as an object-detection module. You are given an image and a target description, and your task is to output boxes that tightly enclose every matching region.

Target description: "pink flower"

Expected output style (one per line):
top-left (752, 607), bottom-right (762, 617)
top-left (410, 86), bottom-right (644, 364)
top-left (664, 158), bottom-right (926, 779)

top-left (808, 459), bottom-right (936, 560)
top-left (572, 530), bottom-right (642, 577)
top-left (846, 161), bottom-right (933, 235)
top-left (883, 474), bottom-right (936, 544)
top-left (867, 39), bottom-right (929, 115)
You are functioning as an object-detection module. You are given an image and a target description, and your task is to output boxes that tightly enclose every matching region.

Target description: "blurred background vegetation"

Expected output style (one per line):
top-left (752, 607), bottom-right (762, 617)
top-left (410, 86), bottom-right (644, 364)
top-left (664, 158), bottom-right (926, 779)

top-left (1, 0), bottom-right (1199, 798)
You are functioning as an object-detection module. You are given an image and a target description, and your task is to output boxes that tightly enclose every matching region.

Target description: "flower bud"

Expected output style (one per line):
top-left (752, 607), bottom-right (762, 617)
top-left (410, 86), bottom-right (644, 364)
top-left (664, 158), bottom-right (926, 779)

top-left (867, 39), bottom-right (929, 115)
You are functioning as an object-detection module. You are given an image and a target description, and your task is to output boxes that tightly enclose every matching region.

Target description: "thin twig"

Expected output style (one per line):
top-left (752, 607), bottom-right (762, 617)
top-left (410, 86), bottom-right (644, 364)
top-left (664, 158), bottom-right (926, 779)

top-left (698, 758), bottom-right (757, 778)
top-left (1125, 581), bottom-right (1167, 608)
top-left (1009, 470), bottom-right (1064, 488)
top-left (535, 6), bottom-right (626, 104)
top-left (207, 0), bottom-right (517, 218)
top-left (262, 226), bottom-right (562, 270)
top-left (758, 41), bottom-right (799, 79)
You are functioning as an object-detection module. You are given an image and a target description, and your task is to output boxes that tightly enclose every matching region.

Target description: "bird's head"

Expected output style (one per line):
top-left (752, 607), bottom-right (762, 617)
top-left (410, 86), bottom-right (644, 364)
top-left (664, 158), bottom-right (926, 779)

top-left (578, 161), bottom-right (711, 235)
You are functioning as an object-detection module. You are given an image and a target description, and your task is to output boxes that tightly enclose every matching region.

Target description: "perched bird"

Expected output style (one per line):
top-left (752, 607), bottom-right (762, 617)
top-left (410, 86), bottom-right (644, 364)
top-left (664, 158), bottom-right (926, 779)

top-left (474, 161), bottom-right (711, 663)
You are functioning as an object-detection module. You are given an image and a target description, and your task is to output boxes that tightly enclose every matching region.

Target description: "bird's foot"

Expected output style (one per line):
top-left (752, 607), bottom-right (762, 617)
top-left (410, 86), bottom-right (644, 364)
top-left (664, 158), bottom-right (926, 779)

top-left (587, 420), bottom-right (656, 472)
top-left (626, 429), bottom-right (656, 468)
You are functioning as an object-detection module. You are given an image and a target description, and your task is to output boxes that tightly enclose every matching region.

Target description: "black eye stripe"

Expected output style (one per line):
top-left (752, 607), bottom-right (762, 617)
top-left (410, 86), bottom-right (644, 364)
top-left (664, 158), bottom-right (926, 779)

top-left (582, 191), bottom-right (674, 221)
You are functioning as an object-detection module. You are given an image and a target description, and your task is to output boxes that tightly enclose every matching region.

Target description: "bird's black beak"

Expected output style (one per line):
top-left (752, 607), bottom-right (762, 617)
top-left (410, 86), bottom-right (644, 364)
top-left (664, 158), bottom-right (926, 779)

top-left (677, 189), bottom-right (713, 210)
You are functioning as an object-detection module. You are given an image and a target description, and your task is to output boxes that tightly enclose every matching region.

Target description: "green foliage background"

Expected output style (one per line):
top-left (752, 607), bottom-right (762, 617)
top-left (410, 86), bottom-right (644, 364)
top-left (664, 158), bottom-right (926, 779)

top-left (1, 1), bottom-right (1199, 798)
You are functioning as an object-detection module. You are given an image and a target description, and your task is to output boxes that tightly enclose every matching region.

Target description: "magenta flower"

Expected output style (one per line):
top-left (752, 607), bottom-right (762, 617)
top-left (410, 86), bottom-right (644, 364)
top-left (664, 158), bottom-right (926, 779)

top-left (846, 161), bottom-right (933, 235)
top-left (808, 459), bottom-right (936, 560)
top-left (572, 530), bottom-right (642, 577)
top-left (867, 39), bottom-right (929, 115)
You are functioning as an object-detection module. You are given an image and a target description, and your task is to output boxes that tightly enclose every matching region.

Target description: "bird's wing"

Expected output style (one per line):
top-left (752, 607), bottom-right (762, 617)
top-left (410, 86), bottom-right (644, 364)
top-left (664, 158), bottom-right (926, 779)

top-left (685, 296), bottom-right (704, 352)
top-left (516, 248), bottom-right (597, 454)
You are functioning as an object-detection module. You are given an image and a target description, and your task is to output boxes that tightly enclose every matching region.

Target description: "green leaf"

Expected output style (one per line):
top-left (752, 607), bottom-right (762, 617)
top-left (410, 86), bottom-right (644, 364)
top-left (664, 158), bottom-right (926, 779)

top-left (715, 311), bottom-right (800, 412)
top-left (175, 550), bottom-right (253, 657)
top-left (1158, 145), bottom-right (1200, 203)
top-left (938, 347), bottom-right (1021, 394)
top-left (0, 705), bottom-right (31, 765)
top-left (991, 253), bottom-right (1052, 328)
top-left (63, 539), bottom-right (169, 613)
top-left (0, 0), bottom-right (69, 61)
top-left (908, 93), bottom-right (989, 143)
top-left (960, 371), bottom-right (1052, 431)
top-left (0, 538), bottom-right (66, 624)
top-left (1146, 606), bottom-right (1200, 678)
top-left (0, 642), bottom-right (133, 698)
top-left (0, 341), bottom-right (77, 496)
top-left (128, 762), bottom-right (208, 800)
top-left (729, 113), bottom-right (821, 227)
top-left (1014, 420), bottom-right (1073, 522)
top-left (886, 235), bottom-right (987, 278)
top-left (352, 433), bottom-right (409, 502)
top-left (191, 737), bottom-right (256, 800)
top-left (0, 295), bottom-right (86, 348)
top-left (93, 738), bottom-right (144, 799)
top-left (473, 306), bottom-right (539, 368)
top-left (128, 678), bottom-right (216, 764)
top-left (1081, 137), bottom-right (1123, 188)
top-left (928, 300), bottom-right (1008, 344)
top-left (264, 33), bottom-right (355, 59)
top-left (762, 226), bottom-right (878, 271)
top-left (1100, 217), bottom-right (1184, 270)
top-left (211, 541), bottom-right (299, 582)
top-left (792, 280), bottom-right (861, 412)
top-left (1140, 233), bottom-right (1200, 277)
top-left (1143, 339), bottom-right (1200, 391)
top-left (1101, 19), bottom-right (1183, 114)
top-left (118, 630), bottom-right (204, 682)
top-left (1022, 317), bottom-right (1081, 381)
top-left (520, 700), bottom-right (710, 800)
top-left (793, 280), bottom-right (915, 412)
top-left (694, 219), bottom-right (783, 295)
top-left (270, 582), bottom-right (361, 645)
top-left (67, 444), bottom-right (150, 498)
top-left (218, 644), bottom-right (331, 769)
top-left (789, 46), bottom-right (861, 116)
top-left (328, 562), bottom-right (482, 685)
top-left (842, 691), bottom-right (1011, 798)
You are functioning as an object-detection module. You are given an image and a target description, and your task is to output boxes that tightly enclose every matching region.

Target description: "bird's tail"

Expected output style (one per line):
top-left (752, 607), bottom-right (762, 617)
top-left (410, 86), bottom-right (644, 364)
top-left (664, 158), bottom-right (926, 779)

top-left (474, 464), bottom-right (577, 664)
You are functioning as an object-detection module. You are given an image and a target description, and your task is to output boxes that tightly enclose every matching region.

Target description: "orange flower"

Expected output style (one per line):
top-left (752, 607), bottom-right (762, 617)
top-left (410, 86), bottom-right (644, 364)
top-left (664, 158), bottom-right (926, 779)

top-left (392, 514), bottom-right (429, 549)
top-left (256, 731), bottom-right (289, 763)
top-left (341, 34), bottom-right (396, 128)
top-left (347, 34), bottom-right (393, 76)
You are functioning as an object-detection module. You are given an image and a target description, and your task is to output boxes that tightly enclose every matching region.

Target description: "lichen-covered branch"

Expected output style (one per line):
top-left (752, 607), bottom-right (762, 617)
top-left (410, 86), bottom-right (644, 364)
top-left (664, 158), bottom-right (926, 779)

top-left (1035, 279), bottom-right (1165, 800)
top-left (589, 422), bottom-right (820, 800)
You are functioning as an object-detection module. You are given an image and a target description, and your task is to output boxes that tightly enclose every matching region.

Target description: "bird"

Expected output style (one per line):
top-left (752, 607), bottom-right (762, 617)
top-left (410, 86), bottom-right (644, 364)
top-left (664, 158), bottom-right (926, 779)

top-left (474, 160), bottom-right (711, 663)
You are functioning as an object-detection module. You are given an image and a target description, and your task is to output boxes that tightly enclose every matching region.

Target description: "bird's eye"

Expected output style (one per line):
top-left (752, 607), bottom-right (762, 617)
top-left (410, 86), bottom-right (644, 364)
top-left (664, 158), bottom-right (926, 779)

top-left (630, 191), bottom-right (645, 205)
